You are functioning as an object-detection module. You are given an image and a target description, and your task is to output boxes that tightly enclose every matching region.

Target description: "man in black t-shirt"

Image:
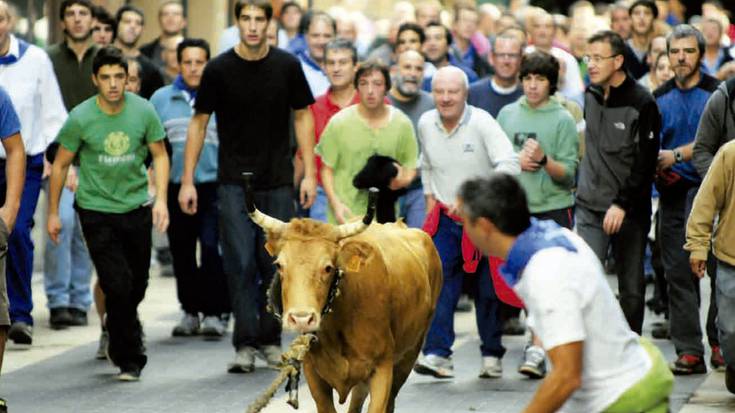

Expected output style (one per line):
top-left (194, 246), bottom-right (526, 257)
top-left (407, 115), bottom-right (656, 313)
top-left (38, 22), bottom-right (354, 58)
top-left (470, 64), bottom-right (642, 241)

top-left (178, 0), bottom-right (316, 374)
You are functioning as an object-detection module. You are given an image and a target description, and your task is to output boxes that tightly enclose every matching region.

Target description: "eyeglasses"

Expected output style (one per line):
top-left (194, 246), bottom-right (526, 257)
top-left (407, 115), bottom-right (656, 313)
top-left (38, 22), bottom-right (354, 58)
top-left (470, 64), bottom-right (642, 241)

top-left (582, 54), bottom-right (619, 64)
top-left (493, 52), bottom-right (521, 60)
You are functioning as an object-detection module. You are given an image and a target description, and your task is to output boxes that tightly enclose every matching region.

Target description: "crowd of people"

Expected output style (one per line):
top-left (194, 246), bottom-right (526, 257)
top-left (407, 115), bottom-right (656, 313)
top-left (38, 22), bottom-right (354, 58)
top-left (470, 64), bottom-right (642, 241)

top-left (0, 0), bottom-right (733, 411)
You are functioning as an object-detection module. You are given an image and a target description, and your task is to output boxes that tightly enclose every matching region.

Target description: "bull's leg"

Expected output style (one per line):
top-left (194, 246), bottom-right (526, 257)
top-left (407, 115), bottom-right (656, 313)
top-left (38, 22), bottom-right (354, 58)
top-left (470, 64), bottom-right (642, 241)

top-left (366, 358), bottom-right (393, 413)
top-left (387, 339), bottom-right (424, 412)
top-left (304, 362), bottom-right (337, 413)
top-left (347, 382), bottom-right (369, 413)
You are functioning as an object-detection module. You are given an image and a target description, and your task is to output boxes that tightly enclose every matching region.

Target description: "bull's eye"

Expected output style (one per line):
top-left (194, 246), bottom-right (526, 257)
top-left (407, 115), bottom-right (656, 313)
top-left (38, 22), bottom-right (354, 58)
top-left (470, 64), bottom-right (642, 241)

top-left (324, 265), bottom-right (334, 274)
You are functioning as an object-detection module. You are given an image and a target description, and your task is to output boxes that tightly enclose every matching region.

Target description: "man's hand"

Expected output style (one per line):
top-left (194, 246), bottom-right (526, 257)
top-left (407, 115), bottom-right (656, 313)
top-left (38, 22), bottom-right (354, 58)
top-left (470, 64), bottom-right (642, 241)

top-left (389, 163), bottom-right (406, 191)
top-left (65, 167), bottom-right (79, 192)
top-left (520, 150), bottom-right (541, 172)
top-left (0, 206), bottom-right (17, 233)
top-left (657, 149), bottom-right (676, 172)
top-left (178, 183), bottom-right (198, 215)
top-left (523, 139), bottom-right (545, 164)
top-left (152, 199), bottom-right (169, 233)
top-left (43, 157), bottom-right (52, 179)
top-left (603, 204), bottom-right (626, 235)
top-left (300, 175), bottom-right (316, 209)
top-left (690, 258), bottom-right (707, 279)
top-left (332, 200), bottom-right (354, 224)
top-left (425, 194), bottom-right (437, 215)
top-left (47, 212), bottom-right (62, 244)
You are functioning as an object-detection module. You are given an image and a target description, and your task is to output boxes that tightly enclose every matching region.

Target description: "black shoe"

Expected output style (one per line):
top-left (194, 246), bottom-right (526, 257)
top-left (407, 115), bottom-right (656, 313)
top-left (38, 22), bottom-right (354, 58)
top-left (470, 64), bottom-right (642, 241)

top-left (8, 322), bottom-right (32, 345)
top-left (0, 397), bottom-right (7, 413)
top-left (726, 365), bottom-right (735, 394)
top-left (651, 321), bottom-right (670, 340)
top-left (117, 365), bottom-right (142, 382)
top-left (49, 308), bottom-right (72, 329)
top-left (67, 308), bottom-right (88, 326)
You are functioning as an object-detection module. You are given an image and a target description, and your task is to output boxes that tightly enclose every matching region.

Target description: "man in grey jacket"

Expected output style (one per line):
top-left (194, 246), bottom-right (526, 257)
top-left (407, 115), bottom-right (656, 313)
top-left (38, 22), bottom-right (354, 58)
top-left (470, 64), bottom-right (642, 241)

top-left (693, 77), bottom-right (735, 176)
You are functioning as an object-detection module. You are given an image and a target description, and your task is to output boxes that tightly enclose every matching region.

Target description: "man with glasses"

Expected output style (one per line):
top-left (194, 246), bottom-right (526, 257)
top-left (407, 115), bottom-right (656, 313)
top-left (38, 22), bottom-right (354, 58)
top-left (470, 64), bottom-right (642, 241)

top-left (468, 34), bottom-right (523, 118)
top-left (576, 30), bottom-right (661, 335)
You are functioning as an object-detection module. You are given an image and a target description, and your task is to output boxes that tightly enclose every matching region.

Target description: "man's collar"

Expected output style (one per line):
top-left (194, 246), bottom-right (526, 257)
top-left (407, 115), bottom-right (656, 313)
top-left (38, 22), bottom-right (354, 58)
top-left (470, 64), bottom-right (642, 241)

top-left (434, 104), bottom-right (472, 134)
top-left (5, 34), bottom-right (18, 58)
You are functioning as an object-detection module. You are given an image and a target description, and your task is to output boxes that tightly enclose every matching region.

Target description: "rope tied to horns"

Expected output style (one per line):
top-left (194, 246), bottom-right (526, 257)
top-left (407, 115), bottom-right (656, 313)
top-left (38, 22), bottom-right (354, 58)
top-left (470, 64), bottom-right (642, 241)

top-left (246, 333), bottom-right (317, 413)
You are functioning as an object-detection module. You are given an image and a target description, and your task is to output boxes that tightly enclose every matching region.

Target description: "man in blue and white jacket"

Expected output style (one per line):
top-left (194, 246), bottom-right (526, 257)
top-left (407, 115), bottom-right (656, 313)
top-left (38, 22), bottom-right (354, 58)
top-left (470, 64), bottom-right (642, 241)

top-left (150, 38), bottom-right (229, 339)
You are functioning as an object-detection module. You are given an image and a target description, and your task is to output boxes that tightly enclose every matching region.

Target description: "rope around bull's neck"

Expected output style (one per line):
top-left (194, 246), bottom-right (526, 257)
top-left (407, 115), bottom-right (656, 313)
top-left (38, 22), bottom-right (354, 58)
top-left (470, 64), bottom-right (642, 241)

top-left (246, 333), bottom-right (317, 413)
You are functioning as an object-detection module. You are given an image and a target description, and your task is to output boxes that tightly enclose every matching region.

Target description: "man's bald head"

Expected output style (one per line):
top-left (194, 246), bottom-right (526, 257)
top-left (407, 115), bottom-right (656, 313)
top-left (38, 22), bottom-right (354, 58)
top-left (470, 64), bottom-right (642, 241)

top-left (432, 65), bottom-right (469, 92)
top-left (398, 49), bottom-right (425, 66)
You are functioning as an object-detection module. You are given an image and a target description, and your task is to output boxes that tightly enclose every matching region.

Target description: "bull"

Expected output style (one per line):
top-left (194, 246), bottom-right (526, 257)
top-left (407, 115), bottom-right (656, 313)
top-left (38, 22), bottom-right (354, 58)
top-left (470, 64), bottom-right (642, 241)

top-left (244, 175), bottom-right (442, 413)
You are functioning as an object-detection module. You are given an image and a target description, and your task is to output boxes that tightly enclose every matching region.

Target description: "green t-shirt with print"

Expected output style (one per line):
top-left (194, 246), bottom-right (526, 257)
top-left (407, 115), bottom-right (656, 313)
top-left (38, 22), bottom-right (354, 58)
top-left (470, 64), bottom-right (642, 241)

top-left (56, 92), bottom-right (165, 213)
top-left (316, 105), bottom-right (418, 224)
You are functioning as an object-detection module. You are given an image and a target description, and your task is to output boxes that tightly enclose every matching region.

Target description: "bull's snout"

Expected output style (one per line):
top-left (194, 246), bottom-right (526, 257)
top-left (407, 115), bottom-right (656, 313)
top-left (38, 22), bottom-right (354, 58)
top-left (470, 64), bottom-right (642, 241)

top-left (285, 310), bottom-right (320, 332)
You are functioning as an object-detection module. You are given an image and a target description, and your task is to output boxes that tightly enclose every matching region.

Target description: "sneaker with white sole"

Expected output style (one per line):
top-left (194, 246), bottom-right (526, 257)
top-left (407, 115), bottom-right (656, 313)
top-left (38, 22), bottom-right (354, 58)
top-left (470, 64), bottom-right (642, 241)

top-left (479, 356), bottom-right (503, 379)
top-left (172, 313), bottom-right (200, 337)
top-left (518, 345), bottom-right (546, 379)
top-left (96, 329), bottom-right (109, 360)
top-left (117, 365), bottom-right (142, 382)
top-left (228, 346), bottom-right (256, 373)
top-left (257, 345), bottom-right (283, 369)
top-left (413, 354), bottom-right (454, 378)
top-left (200, 315), bottom-right (226, 339)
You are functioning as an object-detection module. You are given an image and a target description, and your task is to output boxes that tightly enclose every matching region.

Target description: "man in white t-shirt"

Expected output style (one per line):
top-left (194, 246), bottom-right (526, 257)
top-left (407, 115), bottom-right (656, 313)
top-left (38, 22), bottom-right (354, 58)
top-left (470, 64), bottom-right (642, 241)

top-left (457, 174), bottom-right (673, 413)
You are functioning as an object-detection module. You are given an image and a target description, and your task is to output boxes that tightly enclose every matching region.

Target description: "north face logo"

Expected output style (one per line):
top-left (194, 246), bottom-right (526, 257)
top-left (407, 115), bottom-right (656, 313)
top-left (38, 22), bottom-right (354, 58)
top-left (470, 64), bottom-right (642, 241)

top-left (614, 122), bottom-right (626, 130)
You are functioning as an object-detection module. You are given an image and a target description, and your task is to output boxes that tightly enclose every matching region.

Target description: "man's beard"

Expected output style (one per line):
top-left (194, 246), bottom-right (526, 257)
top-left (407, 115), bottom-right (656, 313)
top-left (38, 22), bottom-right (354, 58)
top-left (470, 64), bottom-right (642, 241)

top-left (396, 75), bottom-right (420, 98)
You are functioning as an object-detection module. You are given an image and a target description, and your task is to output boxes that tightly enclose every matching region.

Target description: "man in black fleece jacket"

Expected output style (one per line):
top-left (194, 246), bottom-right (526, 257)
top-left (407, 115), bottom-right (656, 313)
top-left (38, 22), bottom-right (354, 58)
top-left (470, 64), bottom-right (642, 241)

top-left (576, 31), bottom-right (661, 335)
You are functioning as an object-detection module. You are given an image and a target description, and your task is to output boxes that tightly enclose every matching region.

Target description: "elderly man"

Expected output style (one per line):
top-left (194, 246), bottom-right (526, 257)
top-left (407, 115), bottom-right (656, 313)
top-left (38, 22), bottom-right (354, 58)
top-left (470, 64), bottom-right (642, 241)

top-left (298, 12), bottom-right (335, 98)
top-left (414, 66), bottom-right (519, 379)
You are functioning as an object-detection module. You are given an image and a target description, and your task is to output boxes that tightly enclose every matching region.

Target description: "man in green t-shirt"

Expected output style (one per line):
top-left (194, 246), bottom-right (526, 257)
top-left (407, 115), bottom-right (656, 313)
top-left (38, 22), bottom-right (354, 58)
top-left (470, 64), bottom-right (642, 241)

top-left (47, 46), bottom-right (169, 382)
top-left (317, 61), bottom-right (418, 224)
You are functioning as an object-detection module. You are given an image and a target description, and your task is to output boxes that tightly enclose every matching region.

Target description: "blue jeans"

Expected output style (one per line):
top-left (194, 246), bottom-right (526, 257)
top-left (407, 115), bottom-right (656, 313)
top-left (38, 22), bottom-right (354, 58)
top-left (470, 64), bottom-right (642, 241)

top-left (218, 184), bottom-right (294, 349)
top-left (716, 260), bottom-right (735, 367)
top-left (5, 154), bottom-right (44, 325)
top-left (399, 185), bottom-right (426, 229)
top-left (308, 186), bottom-right (328, 223)
top-left (423, 214), bottom-right (505, 358)
top-left (43, 183), bottom-right (93, 311)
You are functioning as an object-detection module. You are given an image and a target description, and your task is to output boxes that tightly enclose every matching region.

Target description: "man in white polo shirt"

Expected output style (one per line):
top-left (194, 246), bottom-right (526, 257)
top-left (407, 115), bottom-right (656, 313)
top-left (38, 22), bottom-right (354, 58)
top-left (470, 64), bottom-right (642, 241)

top-left (457, 174), bottom-right (673, 413)
top-left (0, 0), bottom-right (67, 345)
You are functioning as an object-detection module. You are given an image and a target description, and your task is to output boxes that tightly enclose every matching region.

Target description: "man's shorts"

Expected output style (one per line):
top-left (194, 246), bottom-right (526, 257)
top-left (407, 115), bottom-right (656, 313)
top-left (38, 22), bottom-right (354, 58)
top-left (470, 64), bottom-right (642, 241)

top-left (0, 218), bottom-right (9, 327)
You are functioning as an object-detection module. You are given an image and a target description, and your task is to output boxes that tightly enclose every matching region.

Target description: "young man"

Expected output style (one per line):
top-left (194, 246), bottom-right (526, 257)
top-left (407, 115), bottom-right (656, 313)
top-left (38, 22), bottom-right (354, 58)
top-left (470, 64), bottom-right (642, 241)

top-left (0, 85), bottom-right (27, 413)
top-left (451, 3), bottom-right (492, 78)
top-left (457, 174), bottom-right (674, 413)
top-left (178, 0), bottom-right (317, 374)
top-left (0, 0), bottom-right (67, 345)
top-left (317, 61), bottom-right (417, 224)
top-left (140, 0), bottom-right (186, 69)
top-left (44, 0), bottom-right (96, 330)
top-left (308, 39), bottom-right (359, 223)
top-left (298, 12), bottom-right (335, 98)
top-left (625, 0), bottom-right (658, 79)
top-left (610, 1), bottom-right (633, 40)
top-left (654, 24), bottom-right (722, 374)
top-left (576, 31), bottom-right (660, 335)
top-left (150, 38), bottom-right (229, 339)
top-left (48, 46), bottom-right (169, 381)
top-left (414, 66), bottom-right (519, 379)
top-left (701, 17), bottom-right (734, 77)
top-left (389, 50), bottom-right (435, 228)
top-left (497, 51), bottom-right (579, 378)
top-left (395, 23), bottom-right (424, 55)
top-left (91, 5), bottom-right (115, 46)
top-left (422, 22), bottom-right (478, 91)
top-left (468, 34), bottom-right (524, 118)
top-left (113, 5), bottom-right (164, 99)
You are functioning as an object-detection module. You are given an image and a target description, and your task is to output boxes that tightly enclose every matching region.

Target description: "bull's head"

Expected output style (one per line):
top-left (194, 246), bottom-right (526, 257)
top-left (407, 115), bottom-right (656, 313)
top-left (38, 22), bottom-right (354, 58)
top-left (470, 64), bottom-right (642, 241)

top-left (243, 173), bottom-right (378, 333)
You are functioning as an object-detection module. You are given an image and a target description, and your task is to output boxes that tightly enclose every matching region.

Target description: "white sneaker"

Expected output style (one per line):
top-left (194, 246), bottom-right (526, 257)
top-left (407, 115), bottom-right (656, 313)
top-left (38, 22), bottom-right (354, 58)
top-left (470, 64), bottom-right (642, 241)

top-left (413, 354), bottom-right (455, 378)
top-left (200, 315), bottom-right (226, 339)
top-left (228, 346), bottom-right (256, 373)
top-left (172, 313), bottom-right (199, 337)
top-left (479, 356), bottom-right (503, 379)
top-left (257, 345), bottom-right (283, 369)
top-left (518, 345), bottom-right (546, 379)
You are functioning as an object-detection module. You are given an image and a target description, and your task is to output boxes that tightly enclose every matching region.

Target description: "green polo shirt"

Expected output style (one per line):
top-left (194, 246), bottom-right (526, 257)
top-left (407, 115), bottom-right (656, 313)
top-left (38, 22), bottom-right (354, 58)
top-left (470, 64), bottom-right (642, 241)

top-left (47, 41), bottom-right (99, 111)
top-left (316, 105), bottom-right (418, 224)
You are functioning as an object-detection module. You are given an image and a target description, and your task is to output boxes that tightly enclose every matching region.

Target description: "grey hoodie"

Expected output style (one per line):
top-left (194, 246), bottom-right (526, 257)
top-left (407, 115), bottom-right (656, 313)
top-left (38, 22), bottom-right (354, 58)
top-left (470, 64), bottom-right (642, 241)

top-left (693, 78), bottom-right (735, 178)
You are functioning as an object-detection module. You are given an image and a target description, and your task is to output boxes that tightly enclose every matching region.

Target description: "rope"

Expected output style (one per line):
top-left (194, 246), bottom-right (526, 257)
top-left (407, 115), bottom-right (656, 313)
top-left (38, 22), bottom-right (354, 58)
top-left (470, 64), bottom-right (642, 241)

top-left (246, 333), bottom-right (317, 413)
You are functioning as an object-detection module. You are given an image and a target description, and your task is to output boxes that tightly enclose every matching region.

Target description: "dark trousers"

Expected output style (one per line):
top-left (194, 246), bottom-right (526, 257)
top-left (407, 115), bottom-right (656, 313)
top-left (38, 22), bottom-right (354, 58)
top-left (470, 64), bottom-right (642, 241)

top-left (2, 154), bottom-right (44, 325)
top-left (167, 183), bottom-right (229, 316)
top-left (78, 206), bottom-right (151, 371)
top-left (576, 205), bottom-right (649, 334)
top-left (218, 184), bottom-right (294, 350)
top-left (423, 214), bottom-right (504, 358)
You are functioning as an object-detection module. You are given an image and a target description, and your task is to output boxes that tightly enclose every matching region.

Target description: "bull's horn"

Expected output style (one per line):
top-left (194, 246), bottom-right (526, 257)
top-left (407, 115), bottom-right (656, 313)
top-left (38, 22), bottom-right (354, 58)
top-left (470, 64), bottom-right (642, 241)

top-left (335, 187), bottom-right (378, 239)
top-left (242, 172), bottom-right (286, 234)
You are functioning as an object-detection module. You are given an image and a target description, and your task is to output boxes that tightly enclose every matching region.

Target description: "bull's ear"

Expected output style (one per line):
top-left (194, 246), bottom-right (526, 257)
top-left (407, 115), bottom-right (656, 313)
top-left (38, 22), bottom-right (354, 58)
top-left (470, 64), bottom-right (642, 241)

top-left (263, 230), bottom-right (284, 256)
top-left (337, 240), bottom-right (374, 274)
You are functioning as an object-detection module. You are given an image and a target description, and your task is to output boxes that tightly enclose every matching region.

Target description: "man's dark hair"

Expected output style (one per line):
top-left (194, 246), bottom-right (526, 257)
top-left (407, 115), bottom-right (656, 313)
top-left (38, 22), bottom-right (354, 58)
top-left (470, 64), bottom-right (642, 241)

top-left (92, 45), bottom-right (128, 75)
top-left (304, 11), bottom-right (336, 35)
top-left (92, 5), bottom-right (116, 42)
top-left (520, 51), bottom-right (560, 95)
top-left (177, 38), bottom-right (210, 63)
top-left (280, 1), bottom-right (302, 18)
top-left (588, 30), bottom-right (627, 65)
top-left (354, 60), bottom-right (392, 91)
top-left (115, 4), bottom-right (145, 28)
top-left (159, 1), bottom-right (186, 19)
top-left (425, 21), bottom-right (453, 45)
top-left (234, 0), bottom-right (273, 21)
top-left (325, 38), bottom-right (357, 65)
top-left (459, 174), bottom-right (531, 236)
top-left (59, 0), bottom-right (93, 21)
top-left (397, 22), bottom-right (425, 45)
top-left (628, 0), bottom-right (658, 19)
top-left (667, 24), bottom-right (705, 57)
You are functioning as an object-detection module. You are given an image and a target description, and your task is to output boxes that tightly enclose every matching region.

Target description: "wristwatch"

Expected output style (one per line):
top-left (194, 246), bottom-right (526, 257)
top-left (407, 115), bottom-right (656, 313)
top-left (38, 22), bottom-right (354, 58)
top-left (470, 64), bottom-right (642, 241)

top-left (674, 149), bottom-right (683, 163)
top-left (538, 155), bottom-right (548, 166)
